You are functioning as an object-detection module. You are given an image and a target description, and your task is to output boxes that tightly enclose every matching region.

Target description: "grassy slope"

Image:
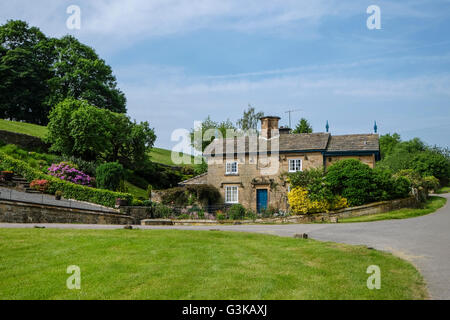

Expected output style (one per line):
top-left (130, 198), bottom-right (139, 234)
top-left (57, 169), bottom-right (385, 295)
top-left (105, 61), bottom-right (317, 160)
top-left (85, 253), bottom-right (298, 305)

top-left (0, 119), bottom-right (48, 139)
top-left (340, 196), bottom-right (447, 223)
top-left (0, 229), bottom-right (427, 300)
top-left (1, 119), bottom-right (193, 167)
top-left (436, 186), bottom-right (450, 194)
top-left (124, 181), bottom-right (148, 199)
top-left (148, 147), bottom-right (196, 167)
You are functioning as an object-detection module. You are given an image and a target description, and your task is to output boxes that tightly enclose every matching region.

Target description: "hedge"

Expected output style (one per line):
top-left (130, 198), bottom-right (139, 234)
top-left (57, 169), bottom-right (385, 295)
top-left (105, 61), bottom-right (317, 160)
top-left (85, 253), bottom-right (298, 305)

top-left (0, 151), bottom-right (132, 208)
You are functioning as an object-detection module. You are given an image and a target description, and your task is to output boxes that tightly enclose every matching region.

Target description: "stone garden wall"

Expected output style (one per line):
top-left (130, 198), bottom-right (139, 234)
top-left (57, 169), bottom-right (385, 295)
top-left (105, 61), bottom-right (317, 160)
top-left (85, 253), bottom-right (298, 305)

top-left (142, 197), bottom-right (420, 225)
top-left (0, 130), bottom-right (50, 151)
top-left (0, 199), bottom-right (133, 225)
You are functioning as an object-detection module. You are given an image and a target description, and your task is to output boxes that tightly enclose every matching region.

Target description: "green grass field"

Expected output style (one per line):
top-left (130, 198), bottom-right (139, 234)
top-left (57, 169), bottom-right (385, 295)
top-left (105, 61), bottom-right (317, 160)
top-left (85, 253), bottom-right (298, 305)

top-left (0, 229), bottom-right (427, 300)
top-left (0, 119), bottom-right (48, 139)
top-left (340, 196), bottom-right (446, 223)
top-left (148, 147), bottom-right (197, 167)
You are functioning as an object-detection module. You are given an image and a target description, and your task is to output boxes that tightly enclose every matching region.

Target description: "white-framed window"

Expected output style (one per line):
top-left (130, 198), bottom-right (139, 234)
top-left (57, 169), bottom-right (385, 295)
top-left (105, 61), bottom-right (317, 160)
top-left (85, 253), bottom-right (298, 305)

top-left (225, 186), bottom-right (239, 204)
top-left (288, 159), bottom-right (302, 172)
top-left (226, 161), bottom-right (238, 175)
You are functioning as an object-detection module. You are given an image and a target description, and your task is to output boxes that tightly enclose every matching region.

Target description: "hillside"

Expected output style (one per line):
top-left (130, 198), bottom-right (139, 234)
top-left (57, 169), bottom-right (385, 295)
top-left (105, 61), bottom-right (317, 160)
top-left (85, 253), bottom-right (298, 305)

top-left (0, 119), bottom-right (48, 139)
top-left (0, 119), bottom-right (193, 166)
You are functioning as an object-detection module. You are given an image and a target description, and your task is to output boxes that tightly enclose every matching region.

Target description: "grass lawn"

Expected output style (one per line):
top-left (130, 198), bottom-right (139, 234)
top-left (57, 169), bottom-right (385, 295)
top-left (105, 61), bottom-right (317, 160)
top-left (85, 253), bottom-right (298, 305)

top-left (436, 186), bottom-right (450, 194)
top-left (124, 181), bottom-right (148, 199)
top-left (148, 147), bottom-right (199, 167)
top-left (0, 229), bottom-right (427, 300)
top-left (0, 119), bottom-right (48, 139)
top-left (340, 196), bottom-right (446, 223)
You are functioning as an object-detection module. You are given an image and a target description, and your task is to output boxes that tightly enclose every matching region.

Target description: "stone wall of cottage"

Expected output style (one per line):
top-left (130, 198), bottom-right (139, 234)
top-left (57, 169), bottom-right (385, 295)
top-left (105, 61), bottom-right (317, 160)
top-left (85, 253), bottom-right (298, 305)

top-left (324, 154), bottom-right (376, 169)
top-left (207, 152), bottom-right (325, 212)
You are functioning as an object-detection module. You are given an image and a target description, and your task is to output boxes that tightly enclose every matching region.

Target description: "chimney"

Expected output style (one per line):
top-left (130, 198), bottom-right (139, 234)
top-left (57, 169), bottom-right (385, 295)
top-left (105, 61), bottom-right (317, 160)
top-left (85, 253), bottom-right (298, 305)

top-left (279, 126), bottom-right (292, 135)
top-left (260, 116), bottom-right (280, 139)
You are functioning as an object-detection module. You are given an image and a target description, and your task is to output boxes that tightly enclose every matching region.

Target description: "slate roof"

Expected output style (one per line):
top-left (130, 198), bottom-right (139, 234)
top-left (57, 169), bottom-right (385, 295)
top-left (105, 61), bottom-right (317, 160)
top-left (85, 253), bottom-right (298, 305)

top-left (326, 134), bottom-right (379, 152)
top-left (204, 133), bottom-right (379, 156)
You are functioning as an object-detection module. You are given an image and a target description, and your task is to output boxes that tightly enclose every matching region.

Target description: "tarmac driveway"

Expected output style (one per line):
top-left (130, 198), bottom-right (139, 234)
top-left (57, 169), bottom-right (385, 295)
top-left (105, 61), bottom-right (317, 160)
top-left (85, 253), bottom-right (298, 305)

top-left (1, 193), bottom-right (449, 299)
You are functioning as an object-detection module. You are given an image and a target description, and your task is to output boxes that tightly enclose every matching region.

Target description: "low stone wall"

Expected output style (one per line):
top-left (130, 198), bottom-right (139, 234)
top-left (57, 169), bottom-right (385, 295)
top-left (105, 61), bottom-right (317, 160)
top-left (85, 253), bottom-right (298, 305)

top-left (0, 130), bottom-right (50, 151)
top-left (119, 206), bottom-right (152, 224)
top-left (0, 199), bottom-right (133, 225)
top-left (141, 197), bottom-right (420, 225)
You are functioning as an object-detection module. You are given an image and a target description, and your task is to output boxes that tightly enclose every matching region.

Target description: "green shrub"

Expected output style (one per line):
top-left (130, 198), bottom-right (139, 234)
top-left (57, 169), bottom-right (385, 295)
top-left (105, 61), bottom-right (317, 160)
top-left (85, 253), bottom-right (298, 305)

top-left (152, 203), bottom-right (172, 218)
top-left (288, 168), bottom-right (333, 203)
top-left (96, 162), bottom-right (125, 191)
top-left (0, 151), bottom-right (132, 208)
top-left (325, 159), bottom-right (377, 206)
top-left (178, 214), bottom-right (190, 220)
top-left (227, 204), bottom-right (246, 220)
top-left (423, 176), bottom-right (440, 192)
top-left (160, 184), bottom-right (221, 206)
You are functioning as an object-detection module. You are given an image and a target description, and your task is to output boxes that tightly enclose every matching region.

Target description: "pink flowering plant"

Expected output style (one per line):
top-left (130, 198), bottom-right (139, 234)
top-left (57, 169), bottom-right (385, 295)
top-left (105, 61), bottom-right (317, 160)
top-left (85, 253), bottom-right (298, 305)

top-left (47, 162), bottom-right (94, 187)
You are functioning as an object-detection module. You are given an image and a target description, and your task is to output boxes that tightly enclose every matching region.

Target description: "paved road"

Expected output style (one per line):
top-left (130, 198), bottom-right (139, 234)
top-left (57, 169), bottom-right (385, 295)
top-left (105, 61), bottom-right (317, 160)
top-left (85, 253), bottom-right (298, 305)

top-left (0, 187), bottom-right (118, 213)
top-left (1, 193), bottom-right (449, 299)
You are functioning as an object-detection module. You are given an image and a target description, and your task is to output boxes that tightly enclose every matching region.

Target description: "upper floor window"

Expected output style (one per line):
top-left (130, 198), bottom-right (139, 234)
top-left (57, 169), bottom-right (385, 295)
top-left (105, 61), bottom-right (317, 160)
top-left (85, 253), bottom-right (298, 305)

top-left (289, 159), bottom-right (302, 172)
top-left (225, 186), bottom-right (239, 203)
top-left (226, 161), bottom-right (238, 175)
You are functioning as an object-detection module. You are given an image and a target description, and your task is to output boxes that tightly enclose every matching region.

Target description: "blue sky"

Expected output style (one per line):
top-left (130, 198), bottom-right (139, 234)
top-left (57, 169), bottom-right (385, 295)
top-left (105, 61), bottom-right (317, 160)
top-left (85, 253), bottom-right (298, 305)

top-left (1, 0), bottom-right (449, 151)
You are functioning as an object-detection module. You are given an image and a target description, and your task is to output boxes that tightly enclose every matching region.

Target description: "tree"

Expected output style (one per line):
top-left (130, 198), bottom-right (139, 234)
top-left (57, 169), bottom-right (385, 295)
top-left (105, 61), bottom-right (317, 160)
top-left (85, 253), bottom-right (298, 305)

top-left (190, 116), bottom-right (236, 152)
top-left (0, 20), bottom-right (127, 125)
top-left (379, 133), bottom-right (401, 158)
top-left (378, 135), bottom-right (449, 186)
top-left (292, 118), bottom-right (313, 134)
top-left (236, 105), bottom-right (264, 131)
top-left (49, 35), bottom-right (126, 114)
top-left (47, 98), bottom-right (155, 167)
top-left (0, 20), bottom-right (55, 124)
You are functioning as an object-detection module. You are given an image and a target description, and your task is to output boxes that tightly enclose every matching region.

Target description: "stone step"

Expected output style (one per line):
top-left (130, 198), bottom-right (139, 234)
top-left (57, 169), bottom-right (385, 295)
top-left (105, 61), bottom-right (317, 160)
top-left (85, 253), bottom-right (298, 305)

top-left (25, 189), bottom-right (41, 194)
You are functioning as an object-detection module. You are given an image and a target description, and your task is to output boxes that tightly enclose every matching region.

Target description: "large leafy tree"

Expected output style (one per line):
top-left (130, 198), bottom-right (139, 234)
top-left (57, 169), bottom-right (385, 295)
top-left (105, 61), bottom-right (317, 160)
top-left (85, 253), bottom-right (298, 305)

top-left (0, 20), bottom-right (55, 124)
top-left (378, 134), bottom-right (450, 186)
top-left (190, 116), bottom-right (236, 152)
top-left (293, 118), bottom-right (313, 134)
top-left (49, 35), bottom-right (126, 114)
top-left (47, 99), bottom-right (155, 167)
top-left (0, 20), bottom-right (126, 125)
top-left (236, 105), bottom-right (264, 131)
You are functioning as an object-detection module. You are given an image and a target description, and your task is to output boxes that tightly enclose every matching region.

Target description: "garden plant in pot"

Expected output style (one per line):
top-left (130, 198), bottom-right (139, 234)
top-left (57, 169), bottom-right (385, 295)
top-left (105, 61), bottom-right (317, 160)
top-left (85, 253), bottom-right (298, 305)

top-left (115, 198), bottom-right (128, 207)
top-left (1, 171), bottom-right (14, 181)
top-left (55, 191), bottom-right (63, 200)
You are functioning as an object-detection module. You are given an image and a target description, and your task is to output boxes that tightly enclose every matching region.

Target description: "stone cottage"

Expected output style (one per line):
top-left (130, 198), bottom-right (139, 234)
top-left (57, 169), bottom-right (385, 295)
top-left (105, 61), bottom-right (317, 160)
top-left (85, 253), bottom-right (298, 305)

top-left (181, 116), bottom-right (380, 213)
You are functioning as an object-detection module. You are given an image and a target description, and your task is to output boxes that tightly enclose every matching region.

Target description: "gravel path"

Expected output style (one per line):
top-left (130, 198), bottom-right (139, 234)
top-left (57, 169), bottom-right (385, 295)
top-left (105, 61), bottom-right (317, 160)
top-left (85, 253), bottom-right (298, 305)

top-left (1, 193), bottom-right (449, 299)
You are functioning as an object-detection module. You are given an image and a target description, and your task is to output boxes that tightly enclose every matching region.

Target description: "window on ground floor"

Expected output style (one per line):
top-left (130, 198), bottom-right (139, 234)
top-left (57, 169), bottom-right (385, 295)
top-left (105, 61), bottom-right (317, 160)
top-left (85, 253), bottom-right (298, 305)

top-left (225, 186), bottom-right (239, 203)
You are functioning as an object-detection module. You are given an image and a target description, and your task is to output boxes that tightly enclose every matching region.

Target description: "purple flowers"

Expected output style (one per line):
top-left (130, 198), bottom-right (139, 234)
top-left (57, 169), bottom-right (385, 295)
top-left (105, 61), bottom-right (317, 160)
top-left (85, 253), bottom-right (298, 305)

top-left (48, 162), bottom-right (93, 187)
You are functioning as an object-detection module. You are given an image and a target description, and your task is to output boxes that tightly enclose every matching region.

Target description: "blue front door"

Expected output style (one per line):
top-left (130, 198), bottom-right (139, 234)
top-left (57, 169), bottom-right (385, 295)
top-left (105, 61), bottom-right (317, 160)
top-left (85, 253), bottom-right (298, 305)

top-left (257, 189), bottom-right (268, 213)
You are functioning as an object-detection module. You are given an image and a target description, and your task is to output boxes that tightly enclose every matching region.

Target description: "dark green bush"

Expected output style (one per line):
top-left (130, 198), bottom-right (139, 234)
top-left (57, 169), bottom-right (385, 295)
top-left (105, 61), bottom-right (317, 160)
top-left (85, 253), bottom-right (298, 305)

top-left (160, 184), bottom-right (221, 206)
top-left (227, 204), bottom-right (246, 220)
top-left (96, 162), bottom-right (125, 191)
top-left (134, 161), bottom-right (184, 189)
top-left (0, 151), bottom-right (132, 207)
top-left (288, 168), bottom-right (333, 202)
top-left (325, 159), bottom-right (377, 206)
top-left (151, 203), bottom-right (172, 218)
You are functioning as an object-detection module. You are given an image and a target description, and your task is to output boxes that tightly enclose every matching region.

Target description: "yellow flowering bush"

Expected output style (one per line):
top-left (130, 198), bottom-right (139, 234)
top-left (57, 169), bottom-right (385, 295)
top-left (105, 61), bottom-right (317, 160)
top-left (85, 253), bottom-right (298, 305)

top-left (288, 187), bottom-right (348, 215)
